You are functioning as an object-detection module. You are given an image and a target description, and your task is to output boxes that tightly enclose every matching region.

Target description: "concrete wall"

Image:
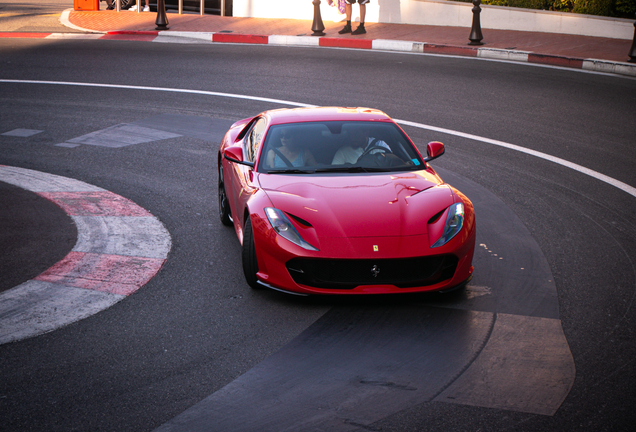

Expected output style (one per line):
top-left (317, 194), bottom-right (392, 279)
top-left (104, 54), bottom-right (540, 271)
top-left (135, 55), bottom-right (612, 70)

top-left (232, 0), bottom-right (635, 40)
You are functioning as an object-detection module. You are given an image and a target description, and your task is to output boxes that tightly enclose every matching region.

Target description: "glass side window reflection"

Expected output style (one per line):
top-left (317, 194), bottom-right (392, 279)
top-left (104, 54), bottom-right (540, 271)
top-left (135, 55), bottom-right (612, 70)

top-left (245, 118), bottom-right (266, 163)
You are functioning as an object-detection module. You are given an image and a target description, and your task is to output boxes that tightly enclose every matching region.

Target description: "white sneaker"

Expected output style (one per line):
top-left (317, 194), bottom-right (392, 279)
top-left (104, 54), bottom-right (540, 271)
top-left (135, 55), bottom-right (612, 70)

top-left (143, 5), bottom-right (150, 11)
top-left (128, 5), bottom-right (137, 11)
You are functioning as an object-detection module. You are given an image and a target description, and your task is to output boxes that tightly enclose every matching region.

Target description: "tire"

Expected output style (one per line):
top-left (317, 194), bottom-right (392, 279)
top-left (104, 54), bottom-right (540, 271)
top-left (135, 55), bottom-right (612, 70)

top-left (242, 217), bottom-right (261, 289)
top-left (218, 165), bottom-right (232, 226)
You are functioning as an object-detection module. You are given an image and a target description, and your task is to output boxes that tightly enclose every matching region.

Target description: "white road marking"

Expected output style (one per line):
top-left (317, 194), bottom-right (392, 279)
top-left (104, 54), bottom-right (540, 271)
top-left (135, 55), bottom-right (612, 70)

top-left (1, 128), bottom-right (43, 137)
top-left (0, 79), bottom-right (316, 107)
top-left (1, 79), bottom-right (634, 199)
top-left (66, 123), bottom-right (181, 148)
top-left (395, 119), bottom-right (636, 199)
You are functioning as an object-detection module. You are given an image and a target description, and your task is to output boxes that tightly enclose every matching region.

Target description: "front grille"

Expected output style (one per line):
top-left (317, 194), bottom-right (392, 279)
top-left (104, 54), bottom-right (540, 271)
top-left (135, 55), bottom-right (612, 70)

top-left (286, 255), bottom-right (458, 290)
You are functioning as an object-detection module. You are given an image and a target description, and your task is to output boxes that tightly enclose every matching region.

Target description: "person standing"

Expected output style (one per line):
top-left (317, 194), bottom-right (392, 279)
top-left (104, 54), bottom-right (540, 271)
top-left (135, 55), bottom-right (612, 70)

top-left (128, 0), bottom-right (150, 12)
top-left (338, 0), bottom-right (369, 35)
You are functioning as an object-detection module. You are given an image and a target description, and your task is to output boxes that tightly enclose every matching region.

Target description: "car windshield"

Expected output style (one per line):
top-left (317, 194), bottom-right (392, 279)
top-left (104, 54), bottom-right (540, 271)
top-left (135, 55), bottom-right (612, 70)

top-left (257, 121), bottom-right (424, 174)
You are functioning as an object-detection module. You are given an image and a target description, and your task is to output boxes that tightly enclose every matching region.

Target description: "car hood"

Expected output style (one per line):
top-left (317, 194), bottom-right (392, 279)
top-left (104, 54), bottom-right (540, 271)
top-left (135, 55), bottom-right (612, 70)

top-left (258, 171), bottom-right (455, 237)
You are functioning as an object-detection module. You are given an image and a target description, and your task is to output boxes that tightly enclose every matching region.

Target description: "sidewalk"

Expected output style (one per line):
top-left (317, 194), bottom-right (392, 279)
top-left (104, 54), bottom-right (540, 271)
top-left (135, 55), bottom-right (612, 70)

top-left (61, 9), bottom-right (636, 73)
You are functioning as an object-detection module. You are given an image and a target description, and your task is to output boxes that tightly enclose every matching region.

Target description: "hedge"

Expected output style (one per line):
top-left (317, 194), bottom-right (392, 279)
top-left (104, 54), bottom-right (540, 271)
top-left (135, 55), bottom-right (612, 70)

top-left (453, 0), bottom-right (636, 18)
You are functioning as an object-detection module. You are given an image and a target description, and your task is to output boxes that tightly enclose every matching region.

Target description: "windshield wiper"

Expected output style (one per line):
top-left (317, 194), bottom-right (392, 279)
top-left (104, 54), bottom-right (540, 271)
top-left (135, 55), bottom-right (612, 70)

top-left (267, 166), bottom-right (402, 174)
top-left (313, 166), bottom-right (389, 173)
top-left (266, 169), bottom-right (316, 174)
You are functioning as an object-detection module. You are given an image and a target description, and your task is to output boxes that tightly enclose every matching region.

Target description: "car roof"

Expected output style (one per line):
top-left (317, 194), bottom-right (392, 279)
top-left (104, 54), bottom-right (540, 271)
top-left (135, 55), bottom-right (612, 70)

top-left (264, 107), bottom-right (393, 125)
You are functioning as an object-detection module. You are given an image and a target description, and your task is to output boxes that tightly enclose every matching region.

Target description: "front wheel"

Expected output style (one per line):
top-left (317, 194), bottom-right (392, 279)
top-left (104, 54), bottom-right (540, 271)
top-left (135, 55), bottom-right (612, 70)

top-left (241, 217), bottom-right (261, 289)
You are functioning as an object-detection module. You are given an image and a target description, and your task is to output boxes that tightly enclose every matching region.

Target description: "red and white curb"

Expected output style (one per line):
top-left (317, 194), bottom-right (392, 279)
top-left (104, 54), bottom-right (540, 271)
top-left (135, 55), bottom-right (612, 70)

top-left (2, 26), bottom-right (635, 78)
top-left (0, 166), bottom-right (171, 344)
top-left (156, 32), bottom-right (636, 77)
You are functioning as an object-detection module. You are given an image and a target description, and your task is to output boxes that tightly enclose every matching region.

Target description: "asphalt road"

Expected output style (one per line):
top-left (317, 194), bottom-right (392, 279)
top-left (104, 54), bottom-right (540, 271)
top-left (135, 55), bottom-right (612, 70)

top-left (1, 34), bottom-right (635, 431)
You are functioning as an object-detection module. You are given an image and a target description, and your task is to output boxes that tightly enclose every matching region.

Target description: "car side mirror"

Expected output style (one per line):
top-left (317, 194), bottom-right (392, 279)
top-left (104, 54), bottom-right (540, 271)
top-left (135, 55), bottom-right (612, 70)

top-left (424, 141), bottom-right (445, 162)
top-left (223, 145), bottom-right (254, 168)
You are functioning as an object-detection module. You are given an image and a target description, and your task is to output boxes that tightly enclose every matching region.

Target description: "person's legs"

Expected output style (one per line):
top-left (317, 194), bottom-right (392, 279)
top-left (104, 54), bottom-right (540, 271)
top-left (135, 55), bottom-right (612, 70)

top-left (339, 3), bottom-right (353, 34)
top-left (129, 0), bottom-right (149, 11)
top-left (352, 2), bottom-right (367, 35)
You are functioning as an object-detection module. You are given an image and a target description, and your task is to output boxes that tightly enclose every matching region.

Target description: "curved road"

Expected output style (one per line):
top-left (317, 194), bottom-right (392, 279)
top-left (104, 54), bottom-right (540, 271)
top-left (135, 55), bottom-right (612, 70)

top-left (0, 37), bottom-right (635, 431)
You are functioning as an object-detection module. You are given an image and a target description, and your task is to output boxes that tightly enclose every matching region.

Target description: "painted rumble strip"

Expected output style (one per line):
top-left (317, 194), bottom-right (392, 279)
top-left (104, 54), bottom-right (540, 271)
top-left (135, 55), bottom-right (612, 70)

top-left (0, 166), bottom-right (171, 344)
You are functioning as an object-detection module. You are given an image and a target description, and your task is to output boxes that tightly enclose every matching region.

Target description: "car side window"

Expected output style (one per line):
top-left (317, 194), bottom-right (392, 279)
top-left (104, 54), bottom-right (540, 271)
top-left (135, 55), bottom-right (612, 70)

top-left (244, 118), bottom-right (267, 163)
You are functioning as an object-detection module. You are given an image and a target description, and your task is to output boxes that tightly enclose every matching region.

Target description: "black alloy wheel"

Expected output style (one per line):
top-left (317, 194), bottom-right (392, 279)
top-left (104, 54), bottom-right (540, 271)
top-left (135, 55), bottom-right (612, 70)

top-left (241, 217), bottom-right (260, 289)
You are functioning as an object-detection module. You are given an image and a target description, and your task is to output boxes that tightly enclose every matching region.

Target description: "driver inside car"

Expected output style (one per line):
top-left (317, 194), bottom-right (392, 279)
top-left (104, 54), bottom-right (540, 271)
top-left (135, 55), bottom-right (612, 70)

top-left (265, 128), bottom-right (317, 168)
top-left (331, 127), bottom-right (390, 165)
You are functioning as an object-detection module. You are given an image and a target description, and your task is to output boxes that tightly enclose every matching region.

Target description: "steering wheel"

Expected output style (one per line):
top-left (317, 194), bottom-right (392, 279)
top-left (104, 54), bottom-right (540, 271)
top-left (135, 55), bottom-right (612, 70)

top-left (356, 145), bottom-right (390, 162)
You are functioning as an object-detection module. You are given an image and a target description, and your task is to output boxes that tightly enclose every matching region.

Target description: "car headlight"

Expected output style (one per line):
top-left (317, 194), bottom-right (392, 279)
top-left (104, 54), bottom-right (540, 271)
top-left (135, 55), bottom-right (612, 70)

top-left (432, 203), bottom-right (464, 248)
top-left (265, 207), bottom-right (318, 251)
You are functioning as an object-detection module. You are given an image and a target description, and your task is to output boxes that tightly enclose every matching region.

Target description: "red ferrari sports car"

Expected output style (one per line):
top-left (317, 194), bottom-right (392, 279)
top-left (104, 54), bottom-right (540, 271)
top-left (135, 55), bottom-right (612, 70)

top-left (218, 107), bottom-right (475, 295)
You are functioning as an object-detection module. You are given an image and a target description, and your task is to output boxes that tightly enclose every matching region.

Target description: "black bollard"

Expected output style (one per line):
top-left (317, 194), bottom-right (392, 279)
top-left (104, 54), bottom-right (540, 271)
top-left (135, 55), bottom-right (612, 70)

top-left (156, 0), bottom-right (169, 31)
top-left (468, 0), bottom-right (484, 46)
top-left (311, 0), bottom-right (326, 36)
top-left (629, 20), bottom-right (636, 63)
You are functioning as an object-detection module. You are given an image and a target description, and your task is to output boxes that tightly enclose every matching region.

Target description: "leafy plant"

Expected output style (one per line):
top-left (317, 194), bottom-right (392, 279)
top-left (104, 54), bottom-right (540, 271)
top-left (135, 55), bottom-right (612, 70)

top-left (452, 0), bottom-right (636, 17)
top-left (572, 0), bottom-right (612, 15)
top-left (552, 0), bottom-right (574, 11)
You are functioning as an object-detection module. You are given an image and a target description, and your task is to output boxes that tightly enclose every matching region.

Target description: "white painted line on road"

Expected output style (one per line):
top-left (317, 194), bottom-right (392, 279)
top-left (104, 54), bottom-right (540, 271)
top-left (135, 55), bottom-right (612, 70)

top-left (0, 79), bottom-right (316, 108)
top-left (66, 123), bottom-right (182, 148)
top-left (1, 128), bottom-right (43, 137)
top-left (1, 79), bottom-right (634, 199)
top-left (395, 118), bottom-right (636, 199)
